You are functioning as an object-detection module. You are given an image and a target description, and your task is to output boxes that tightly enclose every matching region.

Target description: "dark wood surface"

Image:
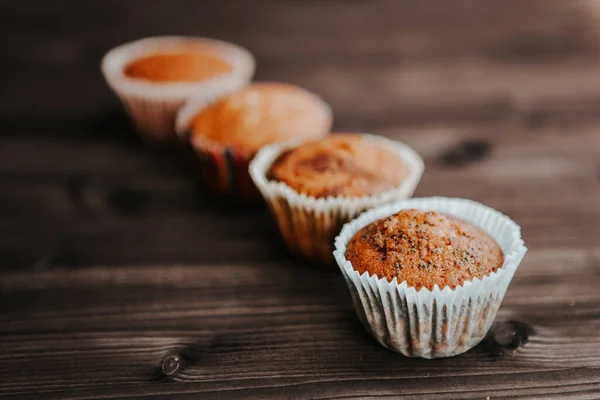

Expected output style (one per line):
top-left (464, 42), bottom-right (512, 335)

top-left (2, 0), bottom-right (600, 398)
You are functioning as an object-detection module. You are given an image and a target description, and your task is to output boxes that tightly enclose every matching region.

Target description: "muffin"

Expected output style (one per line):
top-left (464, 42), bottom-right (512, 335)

top-left (177, 82), bottom-right (332, 198)
top-left (345, 210), bottom-right (504, 291)
top-left (334, 197), bottom-right (527, 359)
top-left (249, 133), bottom-right (424, 264)
top-left (101, 36), bottom-right (255, 142)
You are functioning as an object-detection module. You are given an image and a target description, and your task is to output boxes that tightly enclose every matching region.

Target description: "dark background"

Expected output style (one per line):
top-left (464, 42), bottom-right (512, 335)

top-left (2, 1), bottom-right (600, 398)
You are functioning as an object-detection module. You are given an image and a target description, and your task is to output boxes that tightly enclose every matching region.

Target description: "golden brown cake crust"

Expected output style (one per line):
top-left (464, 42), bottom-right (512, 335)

top-left (124, 50), bottom-right (231, 82)
top-left (345, 210), bottom-right (504, 290)
top-left (190, 83), bottom-right (331, 153)
top-left (268, 134), bottom-right (407, 198)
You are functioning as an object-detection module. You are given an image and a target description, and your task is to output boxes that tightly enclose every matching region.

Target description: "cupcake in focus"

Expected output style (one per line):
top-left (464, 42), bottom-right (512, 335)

top-left (101, 36), bottom-right (254, 142)
top-left (249, 133), bottom-right (424, 264)
top-left (334, 197), bottom-right (527, 358)
top-left (177, 82), bottom-right (332, 198)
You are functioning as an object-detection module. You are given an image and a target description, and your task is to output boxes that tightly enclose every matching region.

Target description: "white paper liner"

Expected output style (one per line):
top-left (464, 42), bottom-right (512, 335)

top-left (333, 197), bottom-right (528, 358)
top-left (249, 134), bottom-right (425, 264)
top-left (101, 36), bottom-right (255, 141)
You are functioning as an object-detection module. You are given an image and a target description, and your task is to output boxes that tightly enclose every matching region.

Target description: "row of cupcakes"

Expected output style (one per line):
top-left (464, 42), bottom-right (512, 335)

top-left (101, 36), bottom-right (527, 359)
top-left (101, 36), bottom-right (424, 264)
top-left (100, 36), bottom-right (424, 265)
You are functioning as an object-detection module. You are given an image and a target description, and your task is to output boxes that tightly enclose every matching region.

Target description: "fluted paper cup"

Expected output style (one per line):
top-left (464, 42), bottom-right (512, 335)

top-left (249, 134), bottom-right (424, 265)
top-left (179, 132), bottom-right (262, 199)
top-left (333, 197), bottom-right (527, 358)
top-left (101, 36), bottom-right (255, 142)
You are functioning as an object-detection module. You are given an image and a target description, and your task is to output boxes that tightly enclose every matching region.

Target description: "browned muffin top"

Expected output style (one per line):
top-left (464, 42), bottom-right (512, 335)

top-left (345, 210), bottom-right (504, 290)
top-left (124, 48), bottom-right (231, 82)
top-left (268, 134), bottom-right (407, 198)
top-left (191, 83), bottom-right (331, 153)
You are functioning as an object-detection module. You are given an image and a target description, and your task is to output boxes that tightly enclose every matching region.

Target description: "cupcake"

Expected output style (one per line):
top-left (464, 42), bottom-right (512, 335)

top-left (177, 82), bottom-right (332, 198)
top-left (101, 36), bottom-right (255, 142)
top-left (249, 133), bottom-right (424, 265)
top-left (334, 197), bottom-right (527, 358)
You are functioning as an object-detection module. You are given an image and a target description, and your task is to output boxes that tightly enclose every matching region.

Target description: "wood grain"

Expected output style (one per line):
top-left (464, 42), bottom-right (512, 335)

top-left (2, 0), bottom-right (600, 398)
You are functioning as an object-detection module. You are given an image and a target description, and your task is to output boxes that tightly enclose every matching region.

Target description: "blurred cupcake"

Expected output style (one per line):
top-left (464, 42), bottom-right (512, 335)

top-left (334, 197), bottom-right (527, 358)
top-left (249, 133), bottom-right (424, 264)
top-left (177, 82), bottom-right (332, 198)
top-left (101, 36), bottom-right (254, 142)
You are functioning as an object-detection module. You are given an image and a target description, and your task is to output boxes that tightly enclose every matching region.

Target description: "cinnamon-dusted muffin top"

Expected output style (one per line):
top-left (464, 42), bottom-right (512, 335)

top-left (268, 134), bottom-right (407, 198)
top-left (190, 83), bottom-right (331, 153)
top-left (124, 48), bottom-right (232, 82)
top-left (345, 209), bottom-right (504, 290)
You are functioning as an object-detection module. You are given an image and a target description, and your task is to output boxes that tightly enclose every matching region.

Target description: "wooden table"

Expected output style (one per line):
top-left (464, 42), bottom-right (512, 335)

top-left (2, 1), bottom-right (600, 398)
